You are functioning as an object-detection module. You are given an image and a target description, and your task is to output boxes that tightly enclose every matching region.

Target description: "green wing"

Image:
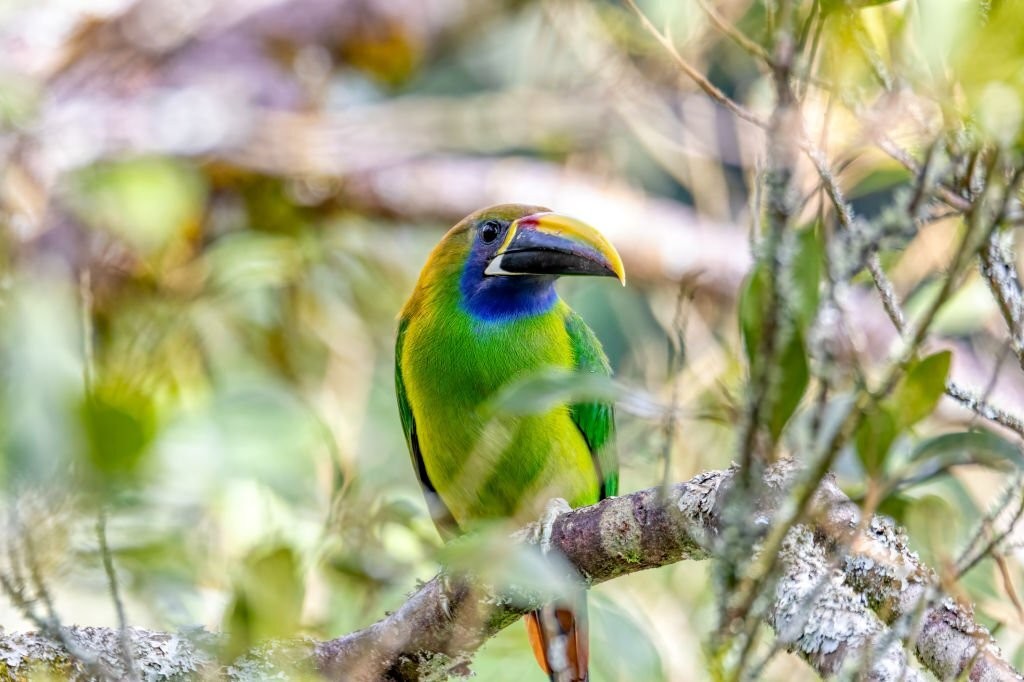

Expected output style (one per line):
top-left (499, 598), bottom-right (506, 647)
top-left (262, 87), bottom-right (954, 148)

top-left (564, 311), bottom-right (619, 499)
top-left (395, 318), bottom-right (461, 539)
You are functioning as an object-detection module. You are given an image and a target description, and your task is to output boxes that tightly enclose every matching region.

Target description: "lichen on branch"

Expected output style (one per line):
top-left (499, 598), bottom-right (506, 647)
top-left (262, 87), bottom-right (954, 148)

top-left (0, 462), bottom-right (1016, 682)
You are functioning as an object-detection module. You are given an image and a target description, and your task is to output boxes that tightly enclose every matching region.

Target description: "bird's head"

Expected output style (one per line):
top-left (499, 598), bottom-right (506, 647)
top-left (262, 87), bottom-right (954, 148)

top-left (424, 204), bottom-right (624, 321)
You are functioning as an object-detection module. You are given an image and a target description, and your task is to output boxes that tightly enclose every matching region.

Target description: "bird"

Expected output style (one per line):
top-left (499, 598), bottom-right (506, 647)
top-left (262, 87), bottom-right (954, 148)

top-left (395, 203), bottom-right (624, 681)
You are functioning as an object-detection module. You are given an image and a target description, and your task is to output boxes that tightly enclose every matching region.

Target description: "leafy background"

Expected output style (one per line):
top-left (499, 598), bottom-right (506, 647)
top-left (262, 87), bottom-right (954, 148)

top-left (1, 0), bottom-right (1023, 679)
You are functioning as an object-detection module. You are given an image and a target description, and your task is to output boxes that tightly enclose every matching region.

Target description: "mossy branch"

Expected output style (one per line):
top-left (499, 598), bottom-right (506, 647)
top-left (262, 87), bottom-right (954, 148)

top-left (0, 461), bottom-right (1018, 681)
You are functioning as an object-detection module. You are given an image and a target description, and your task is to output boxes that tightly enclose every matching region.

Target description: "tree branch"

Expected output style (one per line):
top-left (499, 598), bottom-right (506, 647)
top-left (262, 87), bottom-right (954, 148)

top-left (0, 462), bottom-right (1017, 681)
top-left (980, 231), bottom-right (1024, 374)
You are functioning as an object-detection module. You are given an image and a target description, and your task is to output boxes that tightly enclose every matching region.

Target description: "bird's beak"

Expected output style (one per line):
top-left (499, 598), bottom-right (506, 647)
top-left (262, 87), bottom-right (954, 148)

top-left (484, 213), bottom-right (626, 285)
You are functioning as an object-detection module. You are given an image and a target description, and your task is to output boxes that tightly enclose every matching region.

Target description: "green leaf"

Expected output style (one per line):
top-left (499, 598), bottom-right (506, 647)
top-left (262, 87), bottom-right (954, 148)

top-left (78, 387), bottom-right (156, 490)
top-left (438, 532), bottom-right (577, 604)
top-left (890, 350), bottom-right (951, 427)
top-left (876, 493), bottom-right (914, 525)
top-left (847, 165), bottom-right (913, 199)
top-left (738, 238), bottom-right (815, 439)
top-left (904, 278), bottom-right (997, 337)
top-left (900, 476), bottom-right (983, 570)
top-left (223, 545), bottom-right (305, 661)
top-left (791, 225), bottom-right (823, 328)
top-left (591, 594), bottom-right (666, 682)
top-left (69, 158), bottom-right (207, 255)
top-left (769, 328), bottom-right (809, 439)
top-left (856, 406), bottom-right (898, 476)
top-left (909, 429), bottom-right (1024, 471)
top-left (739, 264), bottom-right (769, 367)
top-left (1014, 643), bottom-right (1024, 676)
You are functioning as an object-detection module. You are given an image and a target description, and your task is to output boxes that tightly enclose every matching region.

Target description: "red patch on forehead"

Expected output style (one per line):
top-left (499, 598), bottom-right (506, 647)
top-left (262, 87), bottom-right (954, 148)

top-left (514, 213), bottom-right (543, 228)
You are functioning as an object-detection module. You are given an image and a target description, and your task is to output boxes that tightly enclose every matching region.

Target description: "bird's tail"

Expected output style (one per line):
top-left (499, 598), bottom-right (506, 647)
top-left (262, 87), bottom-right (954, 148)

top-left (524, 589), bottom-right (589, 682)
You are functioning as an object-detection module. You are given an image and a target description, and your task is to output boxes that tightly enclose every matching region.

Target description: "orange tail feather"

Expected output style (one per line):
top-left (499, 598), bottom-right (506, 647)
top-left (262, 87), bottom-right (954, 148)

top-left (524, 592), bottom-right (589, 682)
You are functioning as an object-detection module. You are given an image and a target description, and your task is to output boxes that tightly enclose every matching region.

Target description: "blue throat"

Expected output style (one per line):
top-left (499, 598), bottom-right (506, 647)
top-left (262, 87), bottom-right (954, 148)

top-left (460, 266), bottom-right (557, 322)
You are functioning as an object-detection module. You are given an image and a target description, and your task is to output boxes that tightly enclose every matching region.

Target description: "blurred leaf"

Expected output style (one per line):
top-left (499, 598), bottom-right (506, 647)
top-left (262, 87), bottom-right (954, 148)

top-left (198, 384), bottom-right (320, 503)
top-left (739, 264), bottom-right (768, 366)
top-left (905, 277), bottom-right (998, 337)
top-left (223, 545), bottom-right (305, 661)
top-left (322, 498), bottom-right (423, 591)
top-left (77, 384), bottom-right (157, 490)
top-left (856, 405), bottom-right (898, 477)
top-left (908, 430), bottom-right (1024, 474)
top-left (954, 1), bottom-right (1024, 145)
top-left (769, 225), bottom-right (820, 439)
top-left (1014, 642), bottom-right (1024, 676)
top-left (111, 531), bottom-right (198, 586)
top-left (847, 164), bottom-right (913, 199)
top-left (897, 476), bottom-right (982, 570)
top-left (889, 350), bottom-right (951, 428)
top-left (739, 259), bottom-right (811, 439)
top-left (876, 493), bottom-right (913, 525)
top-left (69, 158), bottom-right (207, 255)
top-left (904, 492), bottom-right (959, 547)
top-left (0, 275), bottom-right (82, 486)
top-left (791, 224), bottom-right (823, 328)
top-left (206, 232), bottom-right (306, 294)
top-left (325, 549), bottom-right (408, 589)
top-left (591, 593), bottom-right (666, 682)
top-left (342, 23), bottom-right (422, 87)
top-left (486, 368), bottom-right (622, 417)
top-left (240, 176), bottom-right (316, 235)
top-left (769, 328), bottom-right (809, 439)
top-left (855, 351), bottom-right (951, 480)
top-left (0, 74), bottom-right (40, 127)
top-left (438, 531), bottom-right (577, 606)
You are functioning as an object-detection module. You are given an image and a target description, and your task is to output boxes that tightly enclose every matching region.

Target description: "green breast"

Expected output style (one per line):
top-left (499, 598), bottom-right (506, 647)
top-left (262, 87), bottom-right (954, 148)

top-left (401, 300), bottom-right (599, 527)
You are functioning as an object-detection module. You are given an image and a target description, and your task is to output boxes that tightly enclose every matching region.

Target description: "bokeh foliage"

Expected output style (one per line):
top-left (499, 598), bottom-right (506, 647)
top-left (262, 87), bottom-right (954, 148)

top-left (1, 0), bottom-right (1024, 679)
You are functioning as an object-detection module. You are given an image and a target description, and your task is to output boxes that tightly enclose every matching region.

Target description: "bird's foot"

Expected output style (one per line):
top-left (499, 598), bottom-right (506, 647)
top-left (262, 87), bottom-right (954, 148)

top-left (437, 572), bottom-right (453, 619)
top-left (539, 497), bottom-right (572, 556)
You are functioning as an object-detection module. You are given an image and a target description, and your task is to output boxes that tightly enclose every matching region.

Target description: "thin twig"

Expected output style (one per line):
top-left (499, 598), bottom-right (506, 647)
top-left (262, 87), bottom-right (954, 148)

top-left (97, 510), bottom-right (138, 681)
top-left (945, 383), bottom-right (1024, 438)
top-left (994, 553), bottom-right (1024, 622)
top-left (797, 0), bottom-right (826, 101)
top-left (623, 0), bottom-right (769, 130)
top-left (729, 3), bottom-right (808, 676)
top-left (802, 125), bottom-right (1024, 439)
top-left (979, 230), bottom-right (1024, 373)
top-left (740, 150), bottom-right (999, 645)
top-left (728, 172), bottom-right (998, 656)
top-left (849, 10), bottom-right (893, 91)
top-left (956, 476), bottom-right (1024, 579)
top-left (874, 133), bottom-right (975, 214)
top-left (1, 517), bottom-right (113, 680)
top-left (659, 282), bottom-right (694, 497)
top-left (695, 0), bottom-right (772, 64)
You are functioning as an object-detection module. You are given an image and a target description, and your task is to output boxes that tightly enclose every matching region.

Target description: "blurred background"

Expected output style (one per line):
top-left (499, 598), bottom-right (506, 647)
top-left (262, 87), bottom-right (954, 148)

top-left (1, 0), bottom-right (1023, 679)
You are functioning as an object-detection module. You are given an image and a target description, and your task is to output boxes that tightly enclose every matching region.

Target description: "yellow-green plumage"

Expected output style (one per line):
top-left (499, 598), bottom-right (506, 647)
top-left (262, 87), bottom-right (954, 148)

top-left (396, 204), bottom-right (622, 681)
top-left (396, 204), bottom-right (617, 531)
top-left (401, 297), bottom-right (599, 525)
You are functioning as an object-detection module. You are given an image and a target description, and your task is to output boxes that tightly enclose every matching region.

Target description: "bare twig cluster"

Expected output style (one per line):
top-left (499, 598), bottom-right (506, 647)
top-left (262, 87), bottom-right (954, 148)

top-left (0, 507), bottom-right (114, 680)
top-left (614, 0), bottom-right (1024, 678)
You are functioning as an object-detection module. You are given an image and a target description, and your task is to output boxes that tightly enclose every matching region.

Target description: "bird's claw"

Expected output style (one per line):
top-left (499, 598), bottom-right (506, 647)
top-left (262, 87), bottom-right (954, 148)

top-left (438, 572), bottom-right (453, 619)
top-left (539, 497), bottom-right (572, 556)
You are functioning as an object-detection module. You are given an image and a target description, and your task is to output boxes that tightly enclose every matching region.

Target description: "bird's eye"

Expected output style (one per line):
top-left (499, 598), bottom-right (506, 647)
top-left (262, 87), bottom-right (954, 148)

top-left (480, 220), bottom-right (502, 244)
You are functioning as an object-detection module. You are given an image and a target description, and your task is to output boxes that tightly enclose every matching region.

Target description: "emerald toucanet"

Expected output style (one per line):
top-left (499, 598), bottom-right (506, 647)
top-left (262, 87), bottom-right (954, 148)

top-left (395, 204), bottom-right (624, 681)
